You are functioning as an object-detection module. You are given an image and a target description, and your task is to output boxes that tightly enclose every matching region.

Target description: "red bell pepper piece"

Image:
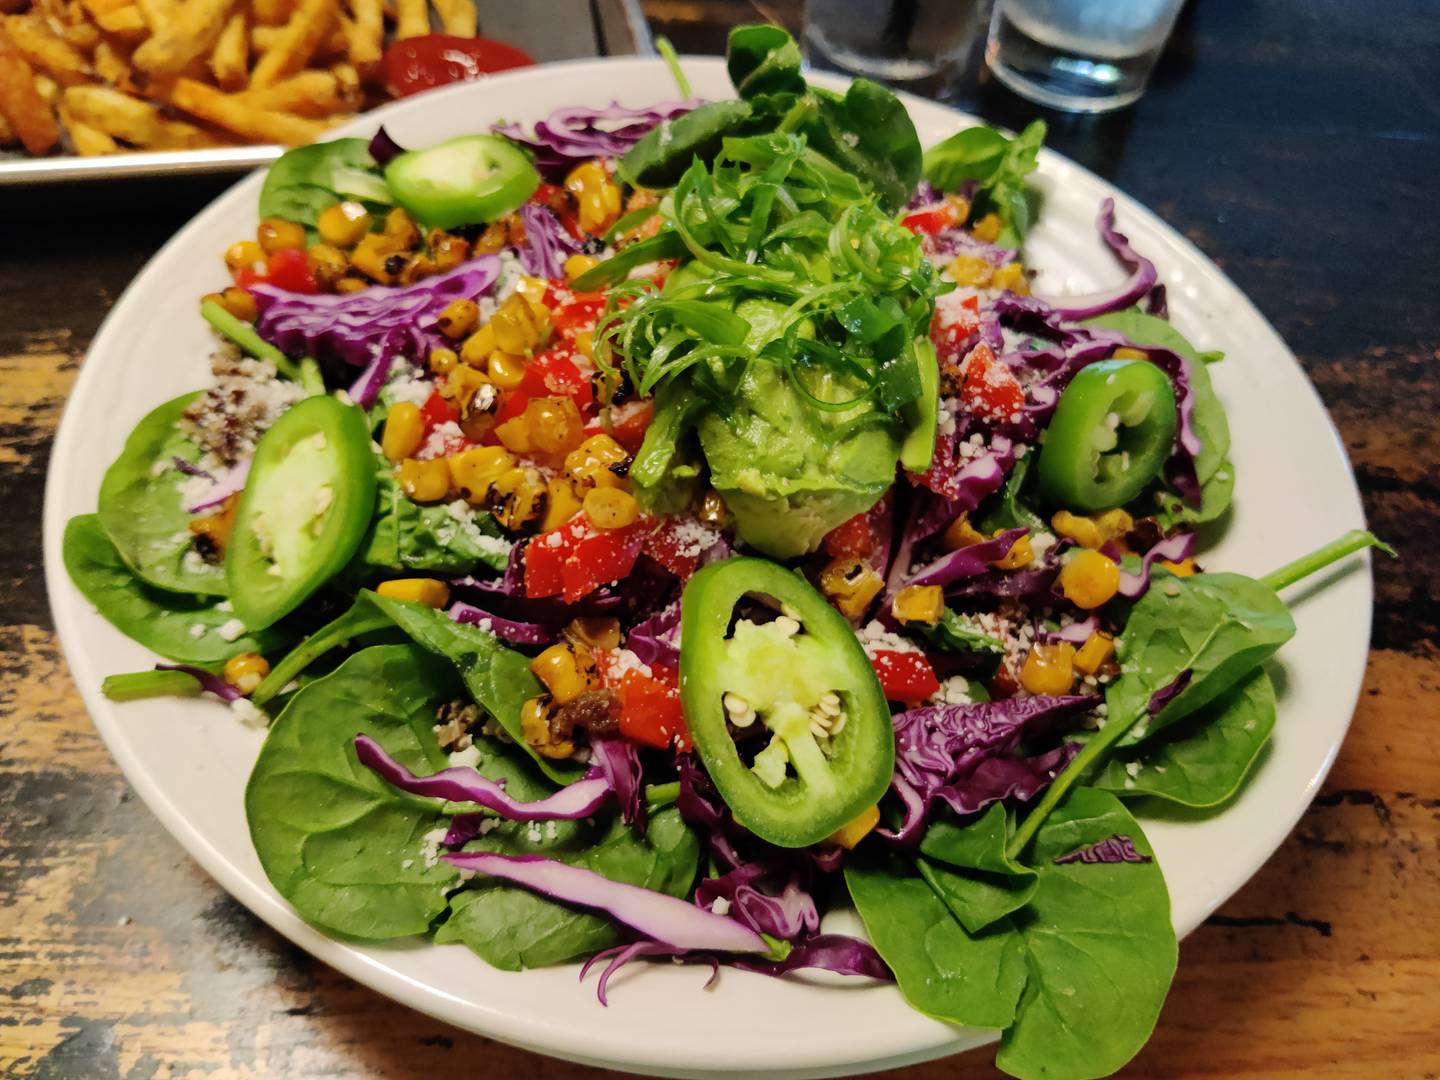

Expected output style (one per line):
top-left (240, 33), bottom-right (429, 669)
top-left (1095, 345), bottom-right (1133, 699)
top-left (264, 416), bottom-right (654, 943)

top-left (869, 649), bottom-right (940, 705)
top-left (959, 342), bottom-right (1025, 426)
top-left (616, 664), bottom-right (691, 751)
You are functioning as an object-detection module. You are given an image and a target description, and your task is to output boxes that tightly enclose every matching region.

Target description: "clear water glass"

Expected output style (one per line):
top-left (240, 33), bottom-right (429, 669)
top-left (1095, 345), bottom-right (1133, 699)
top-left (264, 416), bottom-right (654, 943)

top-left (986, 0), bottom-right (1187, 112)
top-left (803, 0), bottom-right (985, 94)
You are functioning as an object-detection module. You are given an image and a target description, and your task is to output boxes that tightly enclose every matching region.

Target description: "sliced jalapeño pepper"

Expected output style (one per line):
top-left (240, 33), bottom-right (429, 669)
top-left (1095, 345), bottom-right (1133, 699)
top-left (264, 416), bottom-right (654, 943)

top-left (384, 134), bottom-right (539, 230)
top-left (225, 395), bottom-right (376, 630)
top-left (679, 557), bottom-right (894, 848)
top-left (1036, 358), bottom-right (1177, 512)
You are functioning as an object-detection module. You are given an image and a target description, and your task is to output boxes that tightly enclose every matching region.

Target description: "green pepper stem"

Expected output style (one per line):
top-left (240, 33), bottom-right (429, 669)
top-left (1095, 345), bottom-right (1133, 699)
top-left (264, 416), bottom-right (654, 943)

top-left (201, 299), bottom-right (302, 382)
top-left (655, 36), bottom-right (692, 100)
top-left (644, 781), bottom-right (680, 811)
top-left (299, 357), bottom-right (325, 396)
top-left (102, 669), bottom-right (204, 702)
top-left (1260, 529), bottom-right (1394, 592)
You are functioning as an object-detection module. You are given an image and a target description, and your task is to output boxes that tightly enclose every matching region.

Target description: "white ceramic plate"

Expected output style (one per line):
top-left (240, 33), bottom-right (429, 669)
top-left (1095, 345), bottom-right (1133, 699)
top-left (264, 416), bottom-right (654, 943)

top-left (43, 58), bottom-right (1373, 1079)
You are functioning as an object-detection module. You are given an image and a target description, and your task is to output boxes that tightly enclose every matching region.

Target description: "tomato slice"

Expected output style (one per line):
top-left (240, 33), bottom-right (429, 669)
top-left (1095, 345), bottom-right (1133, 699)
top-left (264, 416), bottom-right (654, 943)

top-left (959, 342), bottom-right (1026, 426)
top-left (617, 664), bottom-right (691, 751)
top-left (384, 34), bottom-right (534, 99)
top-left (869, 649), bottom-right (940, 705)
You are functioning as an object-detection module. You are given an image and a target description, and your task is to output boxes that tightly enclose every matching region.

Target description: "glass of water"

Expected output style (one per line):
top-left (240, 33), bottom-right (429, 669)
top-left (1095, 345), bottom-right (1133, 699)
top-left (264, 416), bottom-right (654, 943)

top-left (803, 0), bottom-right (986, 95)
top-left (986, 0), bottom-right (1188, 112)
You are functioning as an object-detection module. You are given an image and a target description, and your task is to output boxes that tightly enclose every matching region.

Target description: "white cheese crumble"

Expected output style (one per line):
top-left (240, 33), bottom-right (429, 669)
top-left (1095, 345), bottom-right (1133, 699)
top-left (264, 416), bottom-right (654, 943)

top-left (216, 618), bottom-right (247, 642)
top-left (857, 620), bottom-right (921, 659)
top-left (230, 698), bottom-right (267, 728)
top-left (420, 825), bottom-right (448, 869)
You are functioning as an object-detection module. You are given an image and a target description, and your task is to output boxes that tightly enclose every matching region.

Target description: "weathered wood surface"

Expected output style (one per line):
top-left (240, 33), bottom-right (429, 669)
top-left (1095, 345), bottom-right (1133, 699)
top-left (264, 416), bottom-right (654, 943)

top-left (3, 0), bottom-right (1438, 1076)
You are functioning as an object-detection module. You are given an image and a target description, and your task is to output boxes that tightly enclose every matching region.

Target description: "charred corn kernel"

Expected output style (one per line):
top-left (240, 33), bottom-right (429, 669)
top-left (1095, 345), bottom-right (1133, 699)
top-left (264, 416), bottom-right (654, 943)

top-left (472, 220), bottom-right (508, 255)
top-left (819, 557), bottom-right (884, 619)
top-left (399, 253), bottom-right (438, 285)
top-left (827, 804), bottom-right (880, 850)
top-left (1059, 549), bottom-right (1121, 609)
top-left (1074, 631), bottom-right (1116, 676)
top-left (540, 475), bottom-right (583, 530)
top-left (525, 396), bottom-right (584, 456)
top-left (381, 402), bottom-right (425, 462)
top-left (489, 466), bottom-right (546, 530)
top-left (428, 347), bottom-right (459, 375)
top-left (491, 293), bottom-right (549, 355)
top-left (441, 364), bottom-right (491, 411)
top-left (522, 695), bottom-right (575, 758)
top-left (429, 230), bottom-right (469, 271)
top-left (1112, 346), bottom-right (1149, 361)
top-left (336, 276), bottom-right (369, 294)
top-left (892, 585), bottom-right (944, 625)
top-left (573, 329), bottom-right (596, 361)
top-left (1160, 557), bottom-right (1197, 577)
top-left (223, 652), bottom-right (270, 694)
top-left (970, 212), bottom-right (1003, 244)
top-left (257, 217), bottom-right (306, 254)
top-left (460, 323), bottom-right (496, 367)
top-left (224, 239), bottom-right (265, 273)
top-left (1020, 642), bottom-right (1075, 696)
top-left (564, 253), bottom-right (600, 282)
top-left (382, 207), bottom-right (420, 248)
top-left (515, 275), bottom-right (548, 304)
top-left (376, 578), bottom-right (451, 608)
top-left (448, 446), bottom-right (515, 504)
top-left (993, 534), bottom-right (1034, 570)
top-left (1051, 509), bottom-right (1104, 550)
top-left (565, 160), bottom-right (622, 234)
top-left (187, 495), bottom-right (239, 557)
top-left (494, 417), bottom-right (532, 453)
top-left (351, 232), bottom-right (404, 283)
top-left (565, 617), bottom-right (621, 651)
top-left (584, 486), bottom-right (638, 530)
top-left (990, 262), bottom-right (1029, 295)
top-left (1094, 508), bottom-right (1134, 544)
top-left (944, 192), bottom-right (972, 221)
top-left (316, 201), bottom-right (371, 247)
top-left (699, 489), bottom-right (728, 526)
top-left (486, 350), bottom-right (527, 390)
top-left (436, 298), bottom-right (480, 339)
top-left (204, 286), bottom-right (258, 322)
top-left (942, 513), bottom-right (988, 551)
top-left (306, 243), bottom-right (349, 290)
top-left (948, 254), bottom-right (993, 287)
top-left (564, 434), bottom-right (628, 493)
top-left (396, 458), bottom-right (451, 503)
top-left (530, 642), bottom-right (597, 705)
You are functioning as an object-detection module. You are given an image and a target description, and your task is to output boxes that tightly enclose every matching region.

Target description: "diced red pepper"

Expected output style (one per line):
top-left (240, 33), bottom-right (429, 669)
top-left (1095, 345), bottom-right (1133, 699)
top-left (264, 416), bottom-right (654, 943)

top-left (524, 513), bottom-right (648, 603)
top-left (519, 346), bottom-right (593, 412)
top-left (822, 491), bottom-right (892, 562)
top-left (616, 664), bottom-right (691, 751)
top-left (419, 389), bottom-right (460, 435)
top-left (869, 649), bottom-right (941, 705)
top-left (959, 342), bottom-right (1025, 426)
top-left (930, 294), bottom-right (982, 368)
top-left (261, 247), bottom-right (317, 294)
top-left (642, 515), bottom-right (719, 579)
top-left (608, 400), bottom-right (653, 453)
top-left (550, 293), bottom-right (607, 336)
top-left (901, 204), bottom-right (960, 236)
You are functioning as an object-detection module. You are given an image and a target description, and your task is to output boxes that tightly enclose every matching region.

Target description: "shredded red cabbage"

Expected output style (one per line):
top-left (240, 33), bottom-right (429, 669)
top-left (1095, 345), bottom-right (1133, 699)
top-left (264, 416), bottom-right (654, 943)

top-left (493, 99), bottom-right (700, 178)
top-left (1147, 668), bottom-right (1193, 716)
top-left (694, 862), bottom-right (819, 942)
top-left (1044, 198), bottom-right (1163, 320)
top-left (1118, 533), bottom-right (1197, 599)
top-left (589, 735), bottom-right (645, 830)
top-left (915, 429), bottom-right (1016, 508)
top-left (156, 663), bottom-right (240, 701)
top-left (517, 202), bottom-right (583, 280)
top-left (731, 934), bottom-right (893, 980)
top-left (1053, 834), bottom-right (1152, 864)
top-left (368, 126), bottom-right (406, 166)
top-left (185, 457), bottom-right (250, 513)
top-left (627, 599), bottom-right (680, 670)
top-left (448, 600), bottom-right (551, 645)
top-left (904, 527), bottom-right (1029, 589)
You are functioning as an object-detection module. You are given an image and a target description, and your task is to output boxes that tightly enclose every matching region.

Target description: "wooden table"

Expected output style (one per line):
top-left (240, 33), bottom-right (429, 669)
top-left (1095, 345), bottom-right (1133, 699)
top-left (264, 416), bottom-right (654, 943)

top-left (3, 2), bottom-right (1438, 1076)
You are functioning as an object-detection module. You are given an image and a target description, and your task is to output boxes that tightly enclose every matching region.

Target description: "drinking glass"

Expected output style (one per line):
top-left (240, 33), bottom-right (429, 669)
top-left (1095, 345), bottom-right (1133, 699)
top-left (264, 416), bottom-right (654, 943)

top-left (803, 0), bottom-right (985, 94)
top-left (986, 0), bottom-right (1187, 112)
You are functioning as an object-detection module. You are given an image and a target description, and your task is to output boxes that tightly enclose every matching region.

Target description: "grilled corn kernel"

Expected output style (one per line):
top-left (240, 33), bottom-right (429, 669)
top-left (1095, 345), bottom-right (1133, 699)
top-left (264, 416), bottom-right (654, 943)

top-left (187, 495), bottom-right (239, 558)
top-left (441, 364), bottom-right (491, 411)
top-left (396, 458), bottom-right (451, 503)
top-left (1112, 346), bottom-right (1149, 361)
top-left (970, 212), bottom-right (1003, 244)
top-left (257, 217), bottom-right (305, 254)
top-left (564, 434), bottom-right (628, 493)
top-left (942, 513), bottom-right (988, 551)
top-left (494, 417), bottom-right (532, 454)
top-left (564, 617), bottom-right (621, 651)
top-left (1059, 549), bottom-right (1121, 609)
top-left (1051, 509), bottom-right (1104, 550)
top-left (827, 804), bottom-right (880, 850)
top-left (487, 350), bottom-right (527, 390)
top-left (565, 160), bottom-right (623, 235)
top-left (381, 402), bottom-right (425, 462)
top-left (376, 577), bottom-right (451, 608)
top-left (436, 298), bottom-right (480, 339)
top-left (335, 276), bottom-right (369, 294)
top-left (491, 293), bottom-right (549, 354)
top-left (948, 254), bottom-right (993, 287)
top-left (944, 192), bottom-right (972, 222)
top-left (564, 253), bottom-right (600, 282)
top-left (460, 323), bottom-right (496, 367)
top-left (521, 695), bottom-right (574, 758)
top-left (351, 232), bottom-right (404, 284)
top-left (429, 230), bottom-right (469, 271)
top-left (382, 207), bottom-right (420, 248)
top-left (429, 347), bottom-right (458, 375)
top-left (489, 466), bottom-right (546, 530)
top-left (306, 243), bottom-right (349, 290)
top-left (206, 286), bottom-right (258, 322)
top-left (530, 642), bottom-right (598, 705)
top-left (316, 200), bottom-right (371, 247)
top-left (1020, 642), bottom-right (1075, 696)
top-left (993, 534), bottom-right (1034, 570)
top-left (515, 275), bottom-right (549, 304)
top-left (448, 446), bottom-right (515, 504)
top-left (1073, 631), bottom-right (1116, 676)
top-left (224, 239), bottom-right (265, 273)
top-left (525, 396), bottom-right (585, 456)
top-left (472, 220), bottom-right (508, 255)
top-left (990, 262), bottom-right (1029, 295)
top-left (1160, 557), bottom-right (1197, 577)
top-left (223, 652), bottom-right (271, 695)
top-left (540, 475), bottom-right (583, 531)
top-left (584, 487), bottom-right (638, 530)
top-left (818, 557), bottom-right (884, 619)
top-left (399, 253), bottom-right (438, 285)
top-left (892, 585), bottom-right (944, 626)
top-left (1094, 508), bottom-right (1134, 544)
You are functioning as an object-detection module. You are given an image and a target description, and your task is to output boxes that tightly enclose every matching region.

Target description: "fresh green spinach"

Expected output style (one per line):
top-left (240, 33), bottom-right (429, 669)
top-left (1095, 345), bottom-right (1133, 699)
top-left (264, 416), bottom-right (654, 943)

top-left (258, 138), bottom-right (390, 231)
top-left (918, 804), bottom-right (1037, 933)
top-left (362, 469), bottom-right (511, 575)
top-left (250, 591), bottom-right (399, 706)
top-left (913, 609), bottom-right (1006, 670)
top-left (1155, 459), bottom-right (1234, 529)
top-left (922, 119), bottom-right (1045, 246)
top-left (97, 393), bottom-right (227, 596)
top-left (975, 452), bottom-right (1047, 535)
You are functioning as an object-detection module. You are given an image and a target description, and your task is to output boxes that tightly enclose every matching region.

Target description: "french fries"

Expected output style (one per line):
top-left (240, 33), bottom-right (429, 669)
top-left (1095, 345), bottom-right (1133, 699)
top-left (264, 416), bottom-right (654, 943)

top-left (3, 14), bottom-right (92, 86)
top-left (165, 74), bottom-right (332, 143)
top-left (430, 0), bottom-right (471, 37)
top-left (131, 0), bottom-right (237, 76)
top-left (393, 0), bottom-right (425, 40)
top-left (248, 0), bottom-right (337, 87)
top-left (0, 22), bottom-right (58, 153)
top-left (209, 10), bottom-right (248, 89)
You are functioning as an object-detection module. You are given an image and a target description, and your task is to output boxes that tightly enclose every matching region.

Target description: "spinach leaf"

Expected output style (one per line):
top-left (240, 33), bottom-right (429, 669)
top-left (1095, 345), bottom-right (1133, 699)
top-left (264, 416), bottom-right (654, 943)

top-left (97, 392), bottom-right (227, 596)
top-left (250, 592), bottom-right (399, 706)
top-left (258, 138), bottom-right (390, 231)
top-left (847, 849), bottom-right (1028, 1029)
top-left (618, 100), bottom-right (756, 190)
top-left (997, 788), bottom-right (1176, 1080)
top-left (244, 644), bottom-right (461, 939)
top-left (363, 593), bottom-right (585, 785)
top-left (1155, 458), bottom-right (1234, 529)
top-left (1109, 571), bottom-right (1294, 746)
top-left (918, 804), bottom-right (1038, 933)
top-left (913, 608), bottom-right (1005, 671)
top-left (807, 79), bottom-right (923, 212)
top-left (434, 807), bottom-right (699, 969)
top-left (726, 24), bottom-right (806, 98)
top-left (1097, 668), bottom-right (1276, 808)
top-left (64, 514), bottom-right (286, 663)
top-left (923, 120), bottom-right (1045, 245)
top-left (975, 452), bottom-right (1047, 534)
top-left (362, 469), bottom-right (510, 575)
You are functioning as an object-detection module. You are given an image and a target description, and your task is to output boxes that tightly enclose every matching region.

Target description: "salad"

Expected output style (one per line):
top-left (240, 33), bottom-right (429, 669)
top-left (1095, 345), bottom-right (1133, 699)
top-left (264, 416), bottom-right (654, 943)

top-left (63, 27), bottom-right (1389, 1080)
